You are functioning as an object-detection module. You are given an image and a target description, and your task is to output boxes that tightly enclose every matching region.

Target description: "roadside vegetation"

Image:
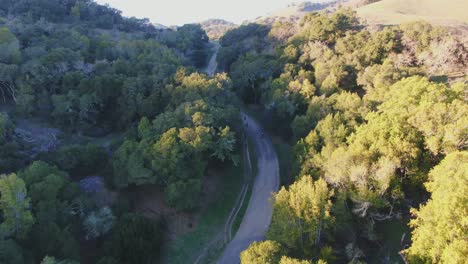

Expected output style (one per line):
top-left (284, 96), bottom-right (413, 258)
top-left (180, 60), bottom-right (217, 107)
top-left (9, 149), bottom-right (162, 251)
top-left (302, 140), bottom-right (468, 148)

top-left (0, 1), bottom-right (466, 264)
top-left (219, 8), bottom-right (467, 264)
top-left (0, 1), bottom-right (241, 263)
top-left (168, 161), bottom-right (244, 264)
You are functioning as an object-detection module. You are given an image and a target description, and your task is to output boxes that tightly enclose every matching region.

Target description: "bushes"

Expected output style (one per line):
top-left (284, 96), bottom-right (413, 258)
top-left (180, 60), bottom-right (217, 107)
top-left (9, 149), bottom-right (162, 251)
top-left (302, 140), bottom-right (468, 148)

top-left (0, 239), bottom-right (25, 264)
top-left (105, 214), bottom-right (164, 264)
top-left (240, 240), bottom-right (284, 264)
top-left (45, 143), bottom-right (108, 176)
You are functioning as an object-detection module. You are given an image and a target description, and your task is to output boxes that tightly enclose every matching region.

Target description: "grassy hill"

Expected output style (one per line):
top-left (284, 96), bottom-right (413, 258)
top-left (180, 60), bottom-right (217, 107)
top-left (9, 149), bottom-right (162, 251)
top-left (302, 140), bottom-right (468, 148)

top-left (356, 0), bottom-right (468, 27)
top-left (254, 1), bottom-right (335, 24)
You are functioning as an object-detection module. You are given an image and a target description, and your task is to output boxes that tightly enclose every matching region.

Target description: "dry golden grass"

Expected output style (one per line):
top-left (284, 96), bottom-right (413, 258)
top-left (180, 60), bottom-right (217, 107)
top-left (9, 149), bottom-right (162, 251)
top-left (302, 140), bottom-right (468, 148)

top-left (356, 0), bottom-right (468, 27)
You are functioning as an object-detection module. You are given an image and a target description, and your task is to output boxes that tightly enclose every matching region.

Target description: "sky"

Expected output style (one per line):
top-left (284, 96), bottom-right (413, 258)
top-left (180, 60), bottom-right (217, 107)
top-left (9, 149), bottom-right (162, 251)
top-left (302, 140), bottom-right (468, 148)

top-left (95, 0), bottom-right (308, 26)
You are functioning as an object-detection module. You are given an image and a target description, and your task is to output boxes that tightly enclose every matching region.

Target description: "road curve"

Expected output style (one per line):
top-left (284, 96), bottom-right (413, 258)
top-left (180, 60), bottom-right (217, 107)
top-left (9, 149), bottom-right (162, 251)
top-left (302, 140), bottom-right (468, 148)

top-left (217, 112), bottom-right (280, 264)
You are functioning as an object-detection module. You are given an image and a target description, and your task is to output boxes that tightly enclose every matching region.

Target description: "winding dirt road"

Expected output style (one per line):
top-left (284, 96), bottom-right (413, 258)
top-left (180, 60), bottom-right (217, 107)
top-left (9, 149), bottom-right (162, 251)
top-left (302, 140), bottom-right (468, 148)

top-left (203, 41), bottom-right (280, 264)
top-left (217, 113), bottom-right (280, 263)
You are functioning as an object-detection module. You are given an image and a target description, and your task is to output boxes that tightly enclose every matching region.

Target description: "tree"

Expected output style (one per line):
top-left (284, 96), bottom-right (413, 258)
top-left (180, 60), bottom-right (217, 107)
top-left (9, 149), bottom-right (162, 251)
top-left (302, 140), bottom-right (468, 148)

top-left (83, 206), bottom-right (116, 240)
top-left (230, 54), bottom-right (279, 103)
top-left (240, 240), bottom-right (284, 264)
top-left (18, 161), bottom-right (69, 204)
top-left (267, 176), bottom-right (333, 255)
top-left (0, 113), bottom-right (14, 144)
top-left (112, 140), bottom-right (154, 188)
top-left (0, 239), bottom-right (25, 264)
top-left (0, 27), bottom-right (20, 103)
top-left (403, 151), bottom-right (468, 263)
top-left (17, 161), bottom-right (82, 260)
top-left (0, 27), bottom-right (21, 64)
top-left (109, 214), bottom-right (163, 264)
top-left (165, 179), bottom-right (202, 210)
top-left (48, 143), bottom-right (108, 176)
top-left (40, 256), bottom-right (79, 264)
top-left (400, 21), bottom-right (447, 52)
top-left (279, 256), bottom-right (314, 264)
top-left (211, 126), bottom-right (237, 163)
top-left (0, 174), bottom-right (34, 239)
top-left (295, 9), bottom-right (359, 44)
top-left (269, 21), bottom-right (297, 45)
top-left (358, 58), bottom-right (413, 106)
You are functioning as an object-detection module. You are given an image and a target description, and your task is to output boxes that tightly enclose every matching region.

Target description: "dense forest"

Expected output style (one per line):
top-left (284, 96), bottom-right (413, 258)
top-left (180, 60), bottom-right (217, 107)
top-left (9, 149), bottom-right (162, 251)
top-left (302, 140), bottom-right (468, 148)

top-left (225, 9), bottom-right (467, 264)
top-left (0, 0), bottom-right (239, 263)
top-left (0, 1), bottom-right (467, 264)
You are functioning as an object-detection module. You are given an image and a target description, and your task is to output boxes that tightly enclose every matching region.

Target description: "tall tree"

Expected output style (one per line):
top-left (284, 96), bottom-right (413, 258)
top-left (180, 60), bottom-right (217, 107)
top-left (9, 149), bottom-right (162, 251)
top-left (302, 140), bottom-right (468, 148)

top-left (403, 151), bottom-right (468, 263)
top-left (240, 240), bottom-right (284, 264)
top-left (0, 174), bottom-right (34, 239)
top-left (267, 176), bottom-right (333, 255)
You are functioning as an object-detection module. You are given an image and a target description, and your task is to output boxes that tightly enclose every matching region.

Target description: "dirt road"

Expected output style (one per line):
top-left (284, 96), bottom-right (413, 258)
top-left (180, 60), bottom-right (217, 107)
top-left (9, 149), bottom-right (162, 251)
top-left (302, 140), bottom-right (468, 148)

top-left (205, 41), bottom-right (220, 77)
top-left (217, 112), bottom-right (280, 264)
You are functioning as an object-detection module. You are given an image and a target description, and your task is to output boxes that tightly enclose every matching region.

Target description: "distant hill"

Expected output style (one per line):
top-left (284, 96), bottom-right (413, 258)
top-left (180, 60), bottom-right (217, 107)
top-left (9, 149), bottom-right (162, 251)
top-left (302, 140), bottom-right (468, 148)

top-left (254, 1), bottom-right (336, 24)
top-left (200, 19), bottom-right (237, 40)
top-left (152, 22), bottom-right (168, 30)
top-left (356, 0), bottom-right (468, 27)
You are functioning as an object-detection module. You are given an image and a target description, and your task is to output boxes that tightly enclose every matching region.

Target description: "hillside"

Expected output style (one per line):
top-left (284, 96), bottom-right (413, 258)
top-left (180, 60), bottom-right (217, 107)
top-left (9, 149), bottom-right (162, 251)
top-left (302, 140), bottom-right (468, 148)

top-left (254, 1), bottom-right (336, 24)
top-left (0, 1), bottom-right (239, 263)
top-left (219, 7), bottom-right (467, 263)
top-left (200, 19), bottom-right (237, 40)
top-left (356, 0), bottom-right (468, 27)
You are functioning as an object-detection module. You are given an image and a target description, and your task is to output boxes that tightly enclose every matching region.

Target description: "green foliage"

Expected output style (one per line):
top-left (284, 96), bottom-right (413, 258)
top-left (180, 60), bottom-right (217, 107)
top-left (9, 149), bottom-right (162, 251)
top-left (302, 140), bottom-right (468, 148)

top-left (40, 256), bottom-right (79, 264)
top-left (165, 179), bottom-right (202, 210)
top-left (0, 27), bottom-right (21, 64)
top-left (112, 139), bottom-right (153, 188)
top-left (230, 54), bottom-right (280, 103)
top-left (0, 239), bottom-right (25, 264)
top-left (380, 77), bottom-right (467, 156)
top-left (161, 24), bottom-right (209, 68)
top-left (0, 113), bottom-right (13, 144)
top-left (17, 161), bottom-right (82, 261)
top-left (400, 21), bottom-right (447, 52)
top-left (83, 206), bottom-right (115, 240)
top-left (46, 143), bottom-right (108, 176)
top-left (1, 0), bottom-right (215, 133)
top-left (279, 256), bottom-right (313, 264)
top-left (240, 240), bottom-right (284, 264)
top-left (294, 9), bottom-right (359, 44)
top-left (267, 65), bottom-right (316, 123)
top-left (267, 176), bottom-right (333, 256)
top-left (2, 1), bottom-right (466, 262)
top-left (108, 213), bottom-right (163, 264)
top-left (212, 126), bottom-right (237, 162)
top-left (218, 23), bottom-right (271, 71)
top-left (335, 28), bottom-right (400, 70)
top-left (294, 77), bottom-right (466, 222)
top-left (112, 70), bottom-right (238, 209)
top-left (0, 174), bottom-right (34, 239)
top-left (403, 151), bottom-right (468, 263)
